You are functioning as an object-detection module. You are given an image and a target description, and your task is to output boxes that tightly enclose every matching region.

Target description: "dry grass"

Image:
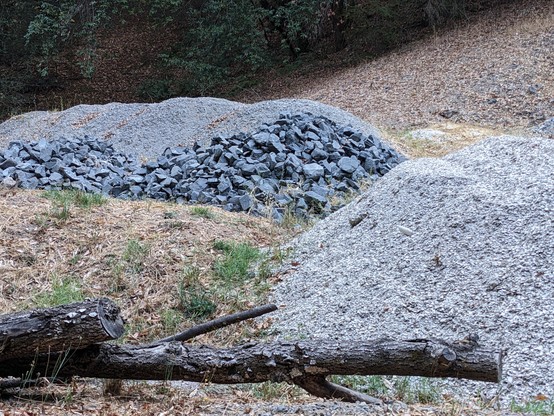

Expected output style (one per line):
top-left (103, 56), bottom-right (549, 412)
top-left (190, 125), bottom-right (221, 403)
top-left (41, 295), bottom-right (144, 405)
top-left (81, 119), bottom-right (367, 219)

top-left (0, 188), bottom-right (289, 346)
top-left (0, 378), bottom-right (511, 416)
top-left (382, 122), bottom-right (504, 158)
top-left (0, 188), bottom-right (512, 415)
top-left (0, 190), bottom-right (520, 415)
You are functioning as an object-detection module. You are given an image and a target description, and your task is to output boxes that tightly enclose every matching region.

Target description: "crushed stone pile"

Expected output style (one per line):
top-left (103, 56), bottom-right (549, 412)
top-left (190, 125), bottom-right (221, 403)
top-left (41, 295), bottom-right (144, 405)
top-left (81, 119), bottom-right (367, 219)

top-left (0, 113), bottom-right (404, 221)
top-left (0, 97), bottom-right (382, 160)
top-left (271, 136), bottom-right (554, 404)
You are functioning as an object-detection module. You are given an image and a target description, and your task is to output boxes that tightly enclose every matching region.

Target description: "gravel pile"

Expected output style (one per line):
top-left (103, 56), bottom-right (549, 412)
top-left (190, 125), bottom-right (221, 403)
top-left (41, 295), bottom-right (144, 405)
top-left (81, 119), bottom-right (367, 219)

top-left (0, 113), bottom-right (404, 221)
top-left (0, 98), bottom-right (382, 160)
top-left (271, 136), bottom-right (554, 405)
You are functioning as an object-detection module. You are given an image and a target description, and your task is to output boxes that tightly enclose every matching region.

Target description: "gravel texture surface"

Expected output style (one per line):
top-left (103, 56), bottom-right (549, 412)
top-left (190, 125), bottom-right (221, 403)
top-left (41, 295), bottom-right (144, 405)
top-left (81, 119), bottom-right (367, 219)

top-left (271, 135), bottom-right (554, 406)
top-left (2, 98), bottom-right (552, 413)
top-left (0, 98), bottom-right (381, 161)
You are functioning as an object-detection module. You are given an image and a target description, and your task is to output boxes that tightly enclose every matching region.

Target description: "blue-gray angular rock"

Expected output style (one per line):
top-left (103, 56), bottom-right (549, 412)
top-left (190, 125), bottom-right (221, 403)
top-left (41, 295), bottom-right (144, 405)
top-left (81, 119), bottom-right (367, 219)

top-left (305, 191), bottom-right (327, 206)
top-left (338, 156), bottom-right (360, 174)
top-left (274, 194), bottom-right (293, 206)
top-left (239, 194), bottom-right (252, 211)
top-left (252, 132), bottom-right (270, 146)
top-left (0, 159), bottom-right (17, 169)
top-left (311, 148), bottom-right (328, 161)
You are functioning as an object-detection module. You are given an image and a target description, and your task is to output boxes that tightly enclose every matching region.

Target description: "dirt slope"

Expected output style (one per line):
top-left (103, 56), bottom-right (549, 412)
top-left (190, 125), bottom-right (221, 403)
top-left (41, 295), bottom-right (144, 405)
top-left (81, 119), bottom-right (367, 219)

top-left (240, 0), bottom-right (553, 143)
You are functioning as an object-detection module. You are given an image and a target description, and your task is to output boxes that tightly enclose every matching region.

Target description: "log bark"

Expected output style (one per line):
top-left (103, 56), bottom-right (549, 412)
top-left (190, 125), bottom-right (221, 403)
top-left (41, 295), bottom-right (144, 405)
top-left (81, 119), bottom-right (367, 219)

top-left (0, 298), bottom-right (124, 361)
top-left (0, 337), bottom-right (501, 402)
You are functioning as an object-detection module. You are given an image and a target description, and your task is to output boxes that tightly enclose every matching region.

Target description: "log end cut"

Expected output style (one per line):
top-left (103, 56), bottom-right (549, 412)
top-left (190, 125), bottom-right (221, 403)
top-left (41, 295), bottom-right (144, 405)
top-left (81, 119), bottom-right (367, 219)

top-left (98, 298), bottom-right (125, 339)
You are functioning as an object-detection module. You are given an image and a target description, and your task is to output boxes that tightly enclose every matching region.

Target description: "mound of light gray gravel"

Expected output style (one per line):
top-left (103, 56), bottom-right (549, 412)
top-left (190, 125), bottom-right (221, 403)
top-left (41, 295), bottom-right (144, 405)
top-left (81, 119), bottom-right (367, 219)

top-left (271, 136), bottom-right (554, 405)
top-left (0, 98), bottom-right (382, 160)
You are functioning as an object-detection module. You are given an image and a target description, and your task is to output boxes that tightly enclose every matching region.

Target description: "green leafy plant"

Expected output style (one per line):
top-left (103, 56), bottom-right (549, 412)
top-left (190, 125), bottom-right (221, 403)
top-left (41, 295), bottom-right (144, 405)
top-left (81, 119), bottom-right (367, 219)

top-left (510, 398), bottom-right (554, 415)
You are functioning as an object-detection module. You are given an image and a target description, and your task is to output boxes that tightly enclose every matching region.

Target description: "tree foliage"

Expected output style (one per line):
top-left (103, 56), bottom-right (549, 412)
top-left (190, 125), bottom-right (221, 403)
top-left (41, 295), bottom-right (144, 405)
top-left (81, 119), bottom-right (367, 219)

top-left (1, 0), bottom-right (503, 117)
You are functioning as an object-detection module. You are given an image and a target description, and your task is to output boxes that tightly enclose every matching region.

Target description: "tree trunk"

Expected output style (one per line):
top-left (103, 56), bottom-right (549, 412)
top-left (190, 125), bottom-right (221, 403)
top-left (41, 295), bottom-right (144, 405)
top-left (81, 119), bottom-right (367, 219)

top-left (0, 298), bottom-right (124, 361)
top-left (0, 337), bottom-right (501, 402)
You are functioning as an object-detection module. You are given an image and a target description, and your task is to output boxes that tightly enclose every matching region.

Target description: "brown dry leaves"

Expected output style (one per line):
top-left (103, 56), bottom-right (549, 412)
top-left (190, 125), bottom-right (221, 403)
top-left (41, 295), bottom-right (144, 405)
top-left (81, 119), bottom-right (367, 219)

top-left (0, 189), bottom-right (286, 344)
top-left (239, 0), bottom-right (554, 157)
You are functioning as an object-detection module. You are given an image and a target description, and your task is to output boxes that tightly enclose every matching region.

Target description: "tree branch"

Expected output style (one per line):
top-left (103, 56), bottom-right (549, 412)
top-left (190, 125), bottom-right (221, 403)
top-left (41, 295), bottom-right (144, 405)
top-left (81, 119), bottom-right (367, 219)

top-left (154, 303), bottom-right (277, 343)
top-left (0, 337), bottom-right (502, 403)
top-left (0, 298), bottom-right (124, 361)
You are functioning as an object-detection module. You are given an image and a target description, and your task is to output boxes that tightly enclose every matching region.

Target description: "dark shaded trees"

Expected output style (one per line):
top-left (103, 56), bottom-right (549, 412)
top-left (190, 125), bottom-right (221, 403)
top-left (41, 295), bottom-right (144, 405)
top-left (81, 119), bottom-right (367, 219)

top-left (0, 0), bottom-right (514, 118)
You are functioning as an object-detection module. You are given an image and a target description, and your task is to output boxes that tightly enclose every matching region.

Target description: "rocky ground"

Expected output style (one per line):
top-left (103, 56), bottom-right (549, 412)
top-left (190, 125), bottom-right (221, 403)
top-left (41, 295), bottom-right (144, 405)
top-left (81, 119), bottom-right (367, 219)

top-left (1, 1), bottom-right (553, 414)
top-left (0, 111), bottom-right (404, 222)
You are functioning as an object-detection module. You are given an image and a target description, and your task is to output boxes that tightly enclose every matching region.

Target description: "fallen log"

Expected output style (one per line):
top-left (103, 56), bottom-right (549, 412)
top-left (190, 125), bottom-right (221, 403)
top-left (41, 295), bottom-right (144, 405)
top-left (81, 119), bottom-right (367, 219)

top-left (0, 298), bottom-right (124, 361)
top-left (0, 337), bottom-right (502, 403)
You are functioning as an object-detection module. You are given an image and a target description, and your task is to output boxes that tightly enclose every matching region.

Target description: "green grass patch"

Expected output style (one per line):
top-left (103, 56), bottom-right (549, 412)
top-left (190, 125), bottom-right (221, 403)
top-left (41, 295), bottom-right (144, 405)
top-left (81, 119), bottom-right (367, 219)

top-left (330, 375), bottom-right (442, 405)
top-left (44, 189), bottom-right (106, 209)
top-left (34, 275), bottom-right (84, 308)
top-left (177, 284), bottom-right (217, 320)
top-left (250, 382), bottom-right (302, 401)
top-left (177, 267), bottom-right (217, 320)
top-left (511, 399), bottom-right (554, 415)
top-left (213, 240), bottom-right (261, 284)
top-left (189, 206), bottom-right (214, 219)
top-left (42, 189), bottom-right (106, 223)
top-left (393, 377), bottom-right (442, 404)
top-left (161, 308), bottom-right (184, 333)
top-left (122, 239), bottom-right (150, 274)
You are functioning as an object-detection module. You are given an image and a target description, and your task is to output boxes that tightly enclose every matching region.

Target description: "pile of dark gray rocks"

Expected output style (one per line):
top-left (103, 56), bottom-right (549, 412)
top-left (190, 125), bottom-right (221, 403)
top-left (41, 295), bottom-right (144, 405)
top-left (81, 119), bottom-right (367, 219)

top-left (0, 113), bottom-right (405, 221)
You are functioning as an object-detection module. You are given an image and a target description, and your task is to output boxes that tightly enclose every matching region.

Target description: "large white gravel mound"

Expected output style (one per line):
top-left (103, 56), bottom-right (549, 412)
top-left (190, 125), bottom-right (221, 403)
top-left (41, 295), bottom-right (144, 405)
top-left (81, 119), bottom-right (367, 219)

top-left (271, 135), bottom-right (554, 404)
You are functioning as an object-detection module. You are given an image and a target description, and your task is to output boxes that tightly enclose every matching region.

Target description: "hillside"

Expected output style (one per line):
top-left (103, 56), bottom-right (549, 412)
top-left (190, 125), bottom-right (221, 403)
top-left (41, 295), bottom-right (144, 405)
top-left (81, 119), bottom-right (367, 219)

top-left (1, 1), bottom-right (553, 415)
top-left (239, 0), bottom-right (553, 155)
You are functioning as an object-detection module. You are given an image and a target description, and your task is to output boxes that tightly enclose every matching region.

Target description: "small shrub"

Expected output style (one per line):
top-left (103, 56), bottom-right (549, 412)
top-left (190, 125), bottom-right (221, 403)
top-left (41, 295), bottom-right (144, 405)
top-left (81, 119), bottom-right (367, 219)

top-left (137, 78), bottom-right (173, 101)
